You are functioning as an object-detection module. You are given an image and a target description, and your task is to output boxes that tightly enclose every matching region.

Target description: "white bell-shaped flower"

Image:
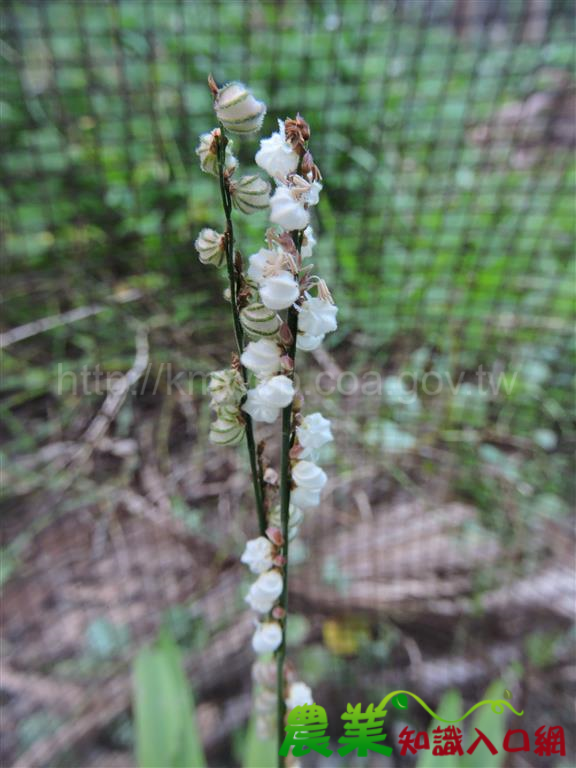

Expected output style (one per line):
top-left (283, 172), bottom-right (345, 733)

top-left (240, 339), bottom-right (281, 378)
top-left (300, 226), bottom-right (316, 259)
top-left (286, 682), bottom-right (314, 711)
top-left (296, 412), bottom-right (333, 459)
top-left (245, 569), bottom-right (283, 613)
top-left (252, 621), bottom-right (282, 654)
top-left (296, 332), bottom-right (324, 352)
top-left (291, 460), bottom-right (327, 509)
top-left (298, 296), bottom-right (338, 336)
top-left (260, 271), bottom-right (300, 310)
top-left (195, 129), bottom-right (236, 175)
top-left (194, 228), bottom-right (225, 268)
top-left (305, 180), bottom-right (322, 206)
top-left (242, 388), bottom-right (281, 424)
top-left (214, 82), bottom-right (266, 135)
top-left (230, 175), bottom-right (271, 214)
top-left (269, 185), bottom-right (310, 231)
top-left (247, 247), bottom-right (285, 282)
top-left (240, 302), bottom-right (281, 339)
top-left (257, 375), bottom-right (295, 409)
top-left (255, 120), bottom-right (300, 178)
top-left (241, 536), bottom-right (275, 574)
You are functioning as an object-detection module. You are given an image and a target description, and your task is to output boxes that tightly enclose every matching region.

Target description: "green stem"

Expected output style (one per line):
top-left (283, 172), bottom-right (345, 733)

top-left (215, 130), bottom-right (267, 536)
top-left (276, 231), bottom-right (303, 767)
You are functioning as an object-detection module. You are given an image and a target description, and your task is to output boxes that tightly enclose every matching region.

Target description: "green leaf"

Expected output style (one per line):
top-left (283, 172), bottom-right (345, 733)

top-left (416, 689), bottom-right (462, 768)
top-left (462, 681), bottom-right (507, 768)
top-left (243, 711), bottom-right (277, 768)
top-left (133, 632), bottom-right (205, 768)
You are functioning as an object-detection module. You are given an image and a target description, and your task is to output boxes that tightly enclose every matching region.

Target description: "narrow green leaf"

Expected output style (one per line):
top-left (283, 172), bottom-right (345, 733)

top-left (133, 633), bottom-right (206, 768)
top-left (416, 689), bottom-right (462, 768)
top-left (243, 711), bottom-right (277, 768)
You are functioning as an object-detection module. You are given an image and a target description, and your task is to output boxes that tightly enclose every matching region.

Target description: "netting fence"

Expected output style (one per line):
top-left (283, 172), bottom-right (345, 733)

top-left (2, 1), bottom-right (574, 766)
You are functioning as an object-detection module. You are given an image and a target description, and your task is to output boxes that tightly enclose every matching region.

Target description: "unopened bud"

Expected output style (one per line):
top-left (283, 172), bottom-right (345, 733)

top-left (289, 443), bottom-right (303, 460)
top-left (280, 354), bottom-right (294, 372)
top-left (272, 605), bottom-right (286, 620)
top-left (279, 323), bottom-right (294, 346)
top-left (266, 527), bottom-right (284, 547)
top-left (263, 467), bottom-right (279, 485)
top-left (273, 555), bottom-right (287, 567)
top-left (292, 392), bottom-right (305, 412)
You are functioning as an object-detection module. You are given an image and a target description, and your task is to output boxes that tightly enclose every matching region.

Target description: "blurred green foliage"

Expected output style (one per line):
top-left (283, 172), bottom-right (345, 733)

top-left (2, 1), bottom-right (574, 586)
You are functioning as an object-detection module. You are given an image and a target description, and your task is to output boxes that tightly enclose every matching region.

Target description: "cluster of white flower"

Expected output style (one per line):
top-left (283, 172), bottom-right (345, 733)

top-left (196, 79), bottom-right (338, 741)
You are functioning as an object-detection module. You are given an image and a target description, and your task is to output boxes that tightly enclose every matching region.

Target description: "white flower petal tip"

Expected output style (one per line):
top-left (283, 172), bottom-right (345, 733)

top-left (194, 228), bottom-right (225, 268)
top-left (230, 175), bottom-right (271, 215)
top-left (252, 621), bottom-right (282, 654)
top-left (291, 460), bottom-right (327, 509)
top-left (299, 297), bottom-right (338, 336)
top-left (242, 388), bottom-right (281, 424)
top-left (296, 413), bottom-right (333, 459)
top-left (300, 226), bottom-right (316, 259)
top-left (286, 682), bottom-right (314, 711)
top-left (241, 537), bottom-right (275, 574)
top-left (214, 82), bottom-right (266, 135)
top-left (296, 332), bottom-right (324, 351)
top-left (245, 569), bottom-right (283, 613)
top-left (255, 121), bottom-right (300, 178)
top-left (260, 271), bottom-right (300, 310)
top-left (257, 375), bottom-right (295, 408)
top-left (269, 185), bottom-right (310, 231)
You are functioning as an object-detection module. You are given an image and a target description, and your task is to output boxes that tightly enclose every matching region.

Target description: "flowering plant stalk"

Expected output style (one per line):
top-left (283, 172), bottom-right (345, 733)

top-left (196, 77), bottom-right (337, 767)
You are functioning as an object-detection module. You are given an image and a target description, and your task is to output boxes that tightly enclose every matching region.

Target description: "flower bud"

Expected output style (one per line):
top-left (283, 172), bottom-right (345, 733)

top-left (272, 605), bottom-right (286, 620)
top-left (252, 621), bottom-right (282, 654)
top-left (230, 175), bottom-right (271, 214)
top-left (240, 302), bottom-right (281, 339)
top-left (263, 467), bottom-right (279, 485)
top-left (194, 228), bottom-right (226, 268)
top-left (208, 368), bottom-right (246, 407)
top-left (260, 271), bottom-right (300, 311)
top-left (280, 354), bottom-right (294, 372)
top-left (278, 322), bottom-right (294, 346)
top-left (266, 527), bottom-right (284, 546)
top-left (195, 129), bottom-right (236, 175)
top-left (214, 81), bottom-right (266, 135)
top-left (209, 416), bottom-right (245, 446)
